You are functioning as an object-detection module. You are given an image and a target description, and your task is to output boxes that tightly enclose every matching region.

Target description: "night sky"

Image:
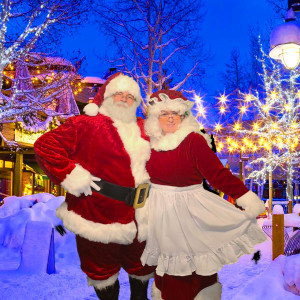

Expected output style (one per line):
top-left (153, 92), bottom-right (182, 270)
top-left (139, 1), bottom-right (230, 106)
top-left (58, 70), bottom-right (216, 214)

top-left (61, 0), bottom-right (280, 99)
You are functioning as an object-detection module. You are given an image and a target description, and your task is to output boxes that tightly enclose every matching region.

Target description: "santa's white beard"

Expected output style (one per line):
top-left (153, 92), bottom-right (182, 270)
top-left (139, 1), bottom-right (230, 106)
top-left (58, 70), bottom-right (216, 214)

top-left (101, 97), bottom-right (137, 123)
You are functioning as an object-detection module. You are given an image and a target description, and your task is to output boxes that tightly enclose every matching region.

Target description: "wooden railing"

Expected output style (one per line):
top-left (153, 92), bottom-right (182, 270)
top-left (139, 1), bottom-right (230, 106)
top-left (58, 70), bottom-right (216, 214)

top-left (266, 212), bottom-right (300, 260)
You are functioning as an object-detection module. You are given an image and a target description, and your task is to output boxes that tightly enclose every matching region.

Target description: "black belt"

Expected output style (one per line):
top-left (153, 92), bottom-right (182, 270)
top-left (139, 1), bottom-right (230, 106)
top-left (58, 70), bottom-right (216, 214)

top-left (92, 180), bottom-right (150, 209)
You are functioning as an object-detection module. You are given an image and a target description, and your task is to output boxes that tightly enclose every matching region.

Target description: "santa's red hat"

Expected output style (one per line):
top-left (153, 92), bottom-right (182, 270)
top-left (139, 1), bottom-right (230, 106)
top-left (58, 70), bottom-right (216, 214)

top-left (148, 89), bottom-right (194, 116)
top-left (83, 72), bottom-right (142, 116)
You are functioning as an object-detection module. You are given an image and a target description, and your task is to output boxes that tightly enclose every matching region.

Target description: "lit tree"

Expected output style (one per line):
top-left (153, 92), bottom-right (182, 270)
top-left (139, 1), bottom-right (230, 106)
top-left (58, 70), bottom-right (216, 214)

top-left (0, 0), bottom-right (88, 146)
top-left (214, 44), bottom-right (300, 209)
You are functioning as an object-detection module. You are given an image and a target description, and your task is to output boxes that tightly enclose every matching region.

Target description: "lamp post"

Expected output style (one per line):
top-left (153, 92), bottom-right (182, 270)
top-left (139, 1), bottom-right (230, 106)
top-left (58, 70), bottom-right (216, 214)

top-left (269, 8), bottom-right (300, 69)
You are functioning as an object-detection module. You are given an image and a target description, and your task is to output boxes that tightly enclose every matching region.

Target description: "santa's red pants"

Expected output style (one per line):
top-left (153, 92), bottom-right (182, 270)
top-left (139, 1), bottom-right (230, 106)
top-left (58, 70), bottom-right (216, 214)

top-left (76, 235), bottom-right (155, 281)
top-left (155, 272), bottom-right (218, 300)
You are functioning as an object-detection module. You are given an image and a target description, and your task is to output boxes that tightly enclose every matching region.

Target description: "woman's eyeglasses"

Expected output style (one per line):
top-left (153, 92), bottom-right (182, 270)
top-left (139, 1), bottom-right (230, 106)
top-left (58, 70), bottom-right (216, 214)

top-left (159, 111), bottom-right (182, 120)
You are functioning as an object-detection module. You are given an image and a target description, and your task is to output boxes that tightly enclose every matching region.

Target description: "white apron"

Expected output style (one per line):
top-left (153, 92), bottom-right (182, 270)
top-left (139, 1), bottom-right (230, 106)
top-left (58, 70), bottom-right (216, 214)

top-left (141, 183), bottom-right (267, 277)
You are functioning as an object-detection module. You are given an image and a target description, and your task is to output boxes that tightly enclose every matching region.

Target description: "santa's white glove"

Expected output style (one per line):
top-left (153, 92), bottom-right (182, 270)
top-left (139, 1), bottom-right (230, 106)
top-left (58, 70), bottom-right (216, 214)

top-left (236, 191), bottom-right (266, 219)
top-left (61, 164), bottom-right (101, 197)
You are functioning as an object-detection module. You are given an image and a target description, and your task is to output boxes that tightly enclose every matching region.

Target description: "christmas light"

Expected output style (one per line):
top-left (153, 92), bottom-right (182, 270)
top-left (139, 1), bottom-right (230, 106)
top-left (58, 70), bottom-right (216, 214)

top-left (245, 94), bottom-right (252, 102)
top-left (219, 106), bottom-right (226, 114)
top-left (270, 90), bottom-right (277, 100)
top-left (234, 122), bottom-right (241, 130)
top-left (253, 122), bottom-right (259, 130)
top-left (215, 123), bottom-right (222, 132)
top-left (217, 93), bottom-right (228, 104)
top-left (262, 105), bottom-right (269, 113)
top-left (239, 105), bottom-right (248, 114)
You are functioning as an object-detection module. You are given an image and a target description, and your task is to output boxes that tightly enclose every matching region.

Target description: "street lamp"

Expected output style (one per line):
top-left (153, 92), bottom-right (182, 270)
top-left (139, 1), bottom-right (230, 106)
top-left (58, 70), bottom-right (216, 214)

top-left (269, 8), bottom-right (300, 70)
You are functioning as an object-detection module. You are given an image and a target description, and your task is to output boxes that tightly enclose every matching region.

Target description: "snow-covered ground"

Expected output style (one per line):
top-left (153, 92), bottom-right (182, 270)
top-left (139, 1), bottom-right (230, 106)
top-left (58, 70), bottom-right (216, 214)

top-left (0, 194), bottom-right (299, 300)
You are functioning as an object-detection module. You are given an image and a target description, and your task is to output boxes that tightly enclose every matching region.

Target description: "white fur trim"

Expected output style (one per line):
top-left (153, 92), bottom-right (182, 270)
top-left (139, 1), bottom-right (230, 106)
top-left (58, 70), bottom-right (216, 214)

top-left (151, 281), bottom-right (163, 300)
top-left (87, 272), bottom-right (119, 289)
top-left (83, 102), bottom-right (99, 116)
top-left (61, 164), bottom-right (92, 197)
top-left (99, 106), bottom-right (151, 187)
top-left (129, 272), bottom-right (154, 282)
top-left (104, 74), bottom-right (142, 105)
top-left (194, 282), bottom-right (222, 300)
top-left (236, 191), bottom-right (266, 219)
top-left (135, 196), bottom-right (149, 242)
top-left (148, 93), bottom-right (194, 116)
top-left (112, 119), bottom-right (150, 186)
top-left (56, 202), bottom-right (137, 244)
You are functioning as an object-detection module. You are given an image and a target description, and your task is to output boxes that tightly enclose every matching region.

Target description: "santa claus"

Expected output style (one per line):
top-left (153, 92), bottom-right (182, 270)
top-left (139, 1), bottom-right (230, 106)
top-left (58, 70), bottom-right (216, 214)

top-left (34, 72), bottom-right (155, 300)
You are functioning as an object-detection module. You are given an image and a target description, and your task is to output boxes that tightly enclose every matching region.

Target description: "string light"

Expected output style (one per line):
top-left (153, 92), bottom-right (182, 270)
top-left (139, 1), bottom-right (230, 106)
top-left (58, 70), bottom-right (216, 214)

top-left (253, 122), bottom-right (259, 130)
top-left (217, 93), bottom-right (228, 104)
top-left (219, 106), bottom-right (226, 114)
top-left (262, 105), bottom-right (269, 113)
top-left (215, 123), bottom-right (222, 132)
top-left (245, 94), bottom-right (252, 102)
top-left (270, 90), bottom-right (277, 100)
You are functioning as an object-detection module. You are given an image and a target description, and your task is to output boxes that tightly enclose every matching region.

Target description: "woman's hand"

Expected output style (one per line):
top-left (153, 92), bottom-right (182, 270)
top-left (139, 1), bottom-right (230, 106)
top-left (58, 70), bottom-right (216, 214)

top-left (236, 191), bottom-right (266, 219)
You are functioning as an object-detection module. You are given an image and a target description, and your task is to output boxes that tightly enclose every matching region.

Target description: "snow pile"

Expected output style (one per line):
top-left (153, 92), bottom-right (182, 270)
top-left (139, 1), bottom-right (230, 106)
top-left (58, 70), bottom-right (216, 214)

top-left (0, 194), bottom-right (299, 299)
top-left (273, 204), bottom-right (284, 214)
top-left (231, 254), bottom-right (300, 299)
top-left (0, 193), bottom-right (60, 217)
top-left (0, 194), bottom-right (64, 249)
top-left (0, 193), bottom-right (152, 299)
top-left (293, 204), bottom-right (300, 214)
top-left (281, 254), bottom-right (300, 295)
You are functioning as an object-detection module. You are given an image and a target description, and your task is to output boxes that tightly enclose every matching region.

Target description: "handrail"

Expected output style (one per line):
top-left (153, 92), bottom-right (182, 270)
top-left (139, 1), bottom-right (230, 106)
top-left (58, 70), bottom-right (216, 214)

top-left (0, 192), bottom-right (9, 197)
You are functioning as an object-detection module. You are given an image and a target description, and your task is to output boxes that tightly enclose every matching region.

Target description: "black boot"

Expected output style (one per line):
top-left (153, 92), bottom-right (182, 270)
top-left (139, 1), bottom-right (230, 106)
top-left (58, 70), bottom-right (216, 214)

top-left (94, 279), bottom-right (120, 300)
top-left (129, 277), bottom-right (149, 300)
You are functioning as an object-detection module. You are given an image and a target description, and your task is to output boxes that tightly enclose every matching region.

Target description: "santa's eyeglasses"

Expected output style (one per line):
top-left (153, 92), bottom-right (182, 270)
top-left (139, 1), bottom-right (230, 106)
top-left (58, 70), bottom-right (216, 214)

top-left (113, 92), bottom-right (135, 101)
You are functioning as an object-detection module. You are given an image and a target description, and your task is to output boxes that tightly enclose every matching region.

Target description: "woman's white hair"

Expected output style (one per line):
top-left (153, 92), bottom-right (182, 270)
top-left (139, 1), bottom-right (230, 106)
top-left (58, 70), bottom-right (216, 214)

top-left (145, 103), bottom-right (199, 139)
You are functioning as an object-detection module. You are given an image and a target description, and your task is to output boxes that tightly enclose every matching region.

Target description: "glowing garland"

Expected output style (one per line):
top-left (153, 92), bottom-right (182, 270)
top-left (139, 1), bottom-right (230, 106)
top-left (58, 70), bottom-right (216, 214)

top-left (203, 45), bottom-right (300, 203)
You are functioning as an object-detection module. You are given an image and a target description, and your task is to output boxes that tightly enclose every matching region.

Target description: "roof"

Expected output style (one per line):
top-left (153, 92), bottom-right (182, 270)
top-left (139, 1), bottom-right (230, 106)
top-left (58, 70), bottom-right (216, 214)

top-left (43, 57), bottom-right (74, 68)
top-left (82, 76), bottom-right (105, 85)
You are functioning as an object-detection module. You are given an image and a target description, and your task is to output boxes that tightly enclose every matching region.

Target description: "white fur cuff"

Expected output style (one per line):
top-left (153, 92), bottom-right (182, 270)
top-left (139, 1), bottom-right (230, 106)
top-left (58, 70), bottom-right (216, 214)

top-left (61, 164), bottom-right (92, 197)
top-left (151, 281), bottom-right (163, 300)
top-left (56, 202), bottom-right (137, 244)
top-left (236, 191), bottom-right (266, 219)
top-left (87, 272), bottom-right (119, 289)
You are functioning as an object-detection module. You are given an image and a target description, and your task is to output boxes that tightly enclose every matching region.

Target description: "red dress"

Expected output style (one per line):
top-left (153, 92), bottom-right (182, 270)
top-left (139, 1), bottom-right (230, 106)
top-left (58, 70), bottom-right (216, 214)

top-left (147, 132), bottom-right (248, 196)
top-left (141, 132), bottom-right (267, 300)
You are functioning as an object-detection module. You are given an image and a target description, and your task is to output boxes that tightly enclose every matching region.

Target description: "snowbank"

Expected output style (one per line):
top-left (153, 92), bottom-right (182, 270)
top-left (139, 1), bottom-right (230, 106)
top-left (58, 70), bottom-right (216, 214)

top-left (0, 194), bottom-right (64, 249)
top-left (231, 254), bottom-right (300, 299)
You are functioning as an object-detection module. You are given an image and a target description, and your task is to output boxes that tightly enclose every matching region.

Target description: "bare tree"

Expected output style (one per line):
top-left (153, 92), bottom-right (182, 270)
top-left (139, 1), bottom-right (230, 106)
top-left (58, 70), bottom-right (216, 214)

top-left (1, 0), bottom-right (92, 53)
top-left (267, 0), bottom-right (287, 17)
top-left (95, 0), bottom-right (209, 113)
top-left (221, 48), bottom-right (247, 94)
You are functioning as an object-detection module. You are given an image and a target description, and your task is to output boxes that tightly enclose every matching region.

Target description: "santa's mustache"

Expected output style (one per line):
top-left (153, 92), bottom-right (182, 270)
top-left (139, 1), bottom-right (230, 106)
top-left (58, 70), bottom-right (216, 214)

top-left (114, 102), bottom-right (130, 108)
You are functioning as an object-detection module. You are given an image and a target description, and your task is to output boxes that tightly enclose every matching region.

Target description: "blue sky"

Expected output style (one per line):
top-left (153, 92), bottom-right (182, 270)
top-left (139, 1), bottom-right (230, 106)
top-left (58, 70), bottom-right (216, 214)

top-left (200, 0), bottom-right (276, 96)
top-left (61, 0), bottom-right (280, 98)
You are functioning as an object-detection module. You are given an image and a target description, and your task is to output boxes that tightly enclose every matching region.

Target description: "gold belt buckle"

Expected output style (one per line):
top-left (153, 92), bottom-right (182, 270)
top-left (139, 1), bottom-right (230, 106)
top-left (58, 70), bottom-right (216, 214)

top-left (133, 183), bottom-right (150, 209)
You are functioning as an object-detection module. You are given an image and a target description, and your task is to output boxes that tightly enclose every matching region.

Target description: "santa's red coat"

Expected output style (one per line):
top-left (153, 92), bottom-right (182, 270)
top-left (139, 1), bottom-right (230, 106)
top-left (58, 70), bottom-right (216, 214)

top-left (34, 114), bottom-right (150, 244)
